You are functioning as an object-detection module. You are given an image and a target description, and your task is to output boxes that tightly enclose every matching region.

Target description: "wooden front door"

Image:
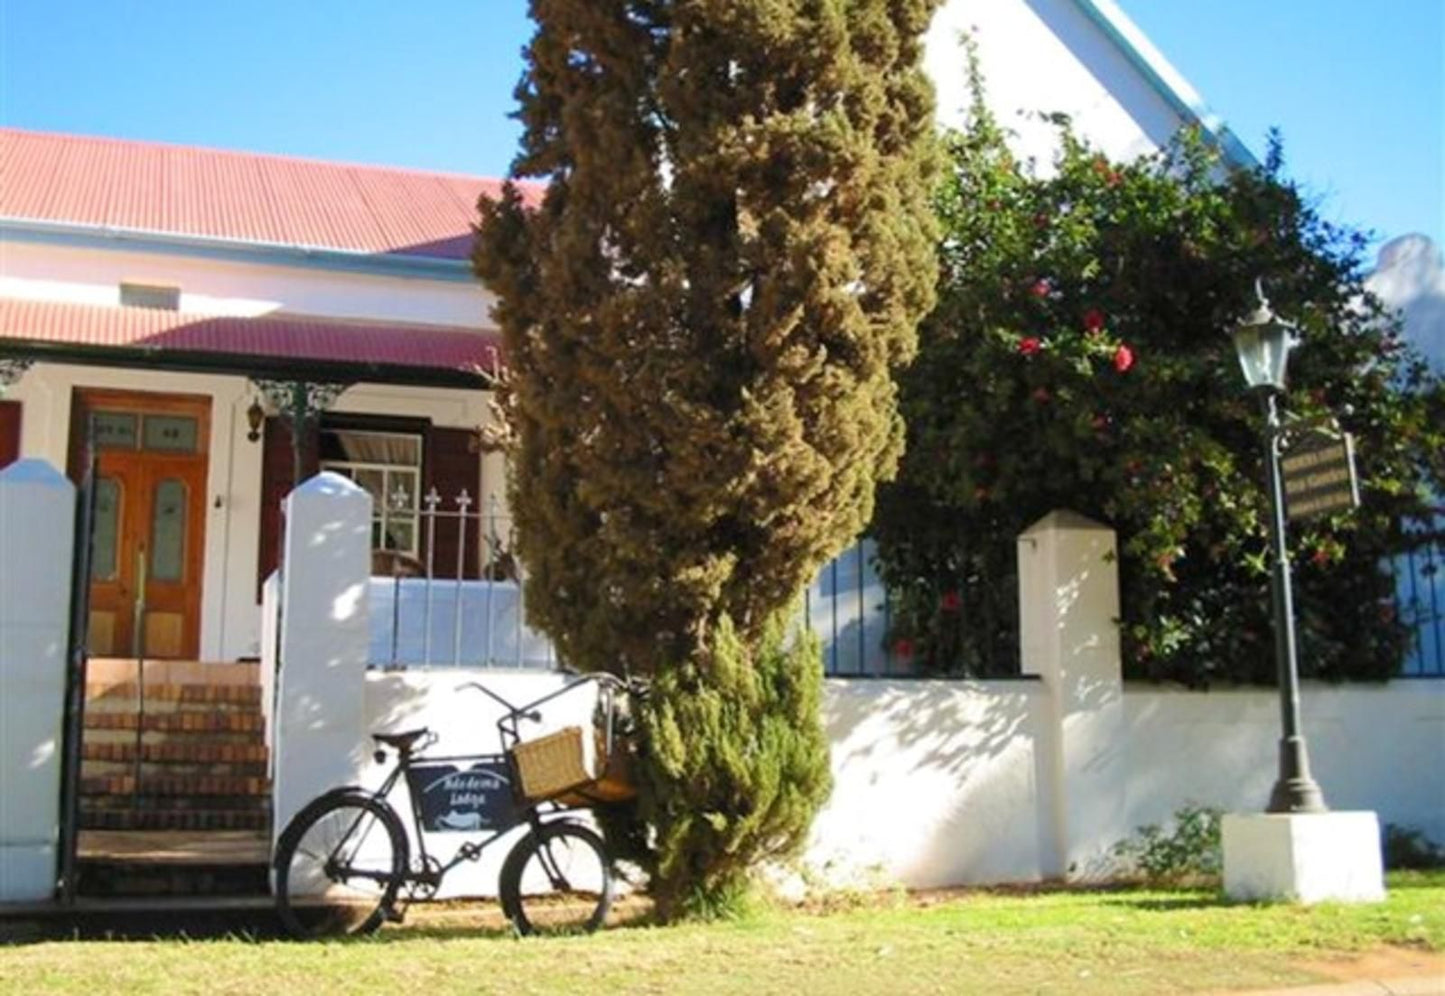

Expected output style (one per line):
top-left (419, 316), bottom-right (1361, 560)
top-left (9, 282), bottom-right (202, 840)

top-left (72, 391), bottom-right (210, 660)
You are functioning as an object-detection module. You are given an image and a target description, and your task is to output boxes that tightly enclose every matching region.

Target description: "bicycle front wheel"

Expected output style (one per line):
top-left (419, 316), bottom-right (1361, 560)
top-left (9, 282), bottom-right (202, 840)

top-left (274, 791), bottom-right (408, 939)
top-left (499, 821), bottom-right (614, 936)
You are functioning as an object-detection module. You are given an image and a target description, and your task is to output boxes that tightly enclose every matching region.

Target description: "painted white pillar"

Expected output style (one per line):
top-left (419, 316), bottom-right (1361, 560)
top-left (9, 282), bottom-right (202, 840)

top-left (0, 460), bottom-right (76, 902)
top-left (271, 473), bottom-right (372, 848)
top-left (1018, 510), bottom-right (1125, 880)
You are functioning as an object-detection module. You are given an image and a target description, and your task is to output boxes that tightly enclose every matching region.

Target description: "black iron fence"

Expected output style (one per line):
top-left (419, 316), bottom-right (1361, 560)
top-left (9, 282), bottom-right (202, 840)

top-left (369, 490), bottom-right (555, 670)
top-left (811, 528), bottom-right (1445, 681)
top-left (1393, 516), bottom-right (1444, 678)
top-left (370, 496), bottom-right (1442, 680)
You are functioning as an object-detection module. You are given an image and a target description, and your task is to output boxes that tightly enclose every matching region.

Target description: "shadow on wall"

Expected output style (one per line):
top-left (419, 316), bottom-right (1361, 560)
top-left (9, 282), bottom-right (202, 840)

top-left (811, 678), bottom-right (1046, 889)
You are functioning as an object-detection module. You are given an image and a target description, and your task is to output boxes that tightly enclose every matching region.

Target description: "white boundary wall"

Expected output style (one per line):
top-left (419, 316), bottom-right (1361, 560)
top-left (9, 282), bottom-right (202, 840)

top-left (264, 487), bottom-right (1445, 895)
top-left (0, 460), bottom-right (75, 901)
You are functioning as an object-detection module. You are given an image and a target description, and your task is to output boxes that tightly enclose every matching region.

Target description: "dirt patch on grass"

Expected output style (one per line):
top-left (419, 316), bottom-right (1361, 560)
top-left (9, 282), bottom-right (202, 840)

top-left (1288, 945), bottom-right (1445, 985)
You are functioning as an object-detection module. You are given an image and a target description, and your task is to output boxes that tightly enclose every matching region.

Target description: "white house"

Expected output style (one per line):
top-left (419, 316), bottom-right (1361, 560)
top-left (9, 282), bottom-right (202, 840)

top-left (15, 1), bottom-right (1430, 912)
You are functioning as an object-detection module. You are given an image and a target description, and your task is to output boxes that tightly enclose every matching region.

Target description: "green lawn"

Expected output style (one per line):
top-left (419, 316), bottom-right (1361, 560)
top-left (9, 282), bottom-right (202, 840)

top-left (3, 873), bottom-right (1442, 995)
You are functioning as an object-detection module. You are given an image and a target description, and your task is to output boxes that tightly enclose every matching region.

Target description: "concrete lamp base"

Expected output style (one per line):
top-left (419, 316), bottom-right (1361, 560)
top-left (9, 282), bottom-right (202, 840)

top-left (1222, 811), bottom-right (1385, 904)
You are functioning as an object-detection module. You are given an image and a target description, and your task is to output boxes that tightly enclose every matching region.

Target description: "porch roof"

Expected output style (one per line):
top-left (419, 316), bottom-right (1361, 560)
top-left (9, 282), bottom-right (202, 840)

top-left (0, 298), bottom-right (500, 388)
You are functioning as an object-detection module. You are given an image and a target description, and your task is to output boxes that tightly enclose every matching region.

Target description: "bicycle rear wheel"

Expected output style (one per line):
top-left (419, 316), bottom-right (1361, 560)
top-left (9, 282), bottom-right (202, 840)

top-left (274, 791), bottom-right (408, 939)
top-left (499, 821), bottom-right (614, 936)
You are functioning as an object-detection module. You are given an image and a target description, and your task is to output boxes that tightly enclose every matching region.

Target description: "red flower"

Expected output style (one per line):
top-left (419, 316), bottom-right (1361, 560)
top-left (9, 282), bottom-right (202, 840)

top-left (893, 639), bottom-right (915, 661)
top-left (1032, 387), bottom-right (1051, 404)
top-left (1029, 278), bottom-right (1051, 299)
top-left (1113, 344), bottom-right (1135, 372)
top-left (940, 590), bottom-right (962, 612)
top-left (1091, 414), bottom-right (1109, 432)
top-left (973, 486), bottom-right (990, 502)
top-left (1083, 308), bottom-right (1106, 333)
top-left (1311, 548), bottom-right (1331, 568)
top-left (1106, 170), bottom-right (1123, 188)
top-left (1019, 336), bottom-right (1043, 356)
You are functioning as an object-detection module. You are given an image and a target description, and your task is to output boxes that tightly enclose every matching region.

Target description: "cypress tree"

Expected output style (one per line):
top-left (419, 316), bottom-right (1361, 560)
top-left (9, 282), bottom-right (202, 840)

top-left (475, 0), bottom-right (941, 918)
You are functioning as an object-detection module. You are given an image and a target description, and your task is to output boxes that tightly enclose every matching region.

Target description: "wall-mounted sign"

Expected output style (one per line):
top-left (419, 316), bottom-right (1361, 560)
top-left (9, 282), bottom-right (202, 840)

top-left (1280, 427), bottom-right (1360, 523)
top-left (407, 757), bottom-right (517, 833)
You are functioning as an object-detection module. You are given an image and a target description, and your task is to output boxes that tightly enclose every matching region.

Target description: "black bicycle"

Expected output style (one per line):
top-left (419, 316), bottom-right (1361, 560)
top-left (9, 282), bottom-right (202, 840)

top-left (272, 671), bottom-right (638, 940)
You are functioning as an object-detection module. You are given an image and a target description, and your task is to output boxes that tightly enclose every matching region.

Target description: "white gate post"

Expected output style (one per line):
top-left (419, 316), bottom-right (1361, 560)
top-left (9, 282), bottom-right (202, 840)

top-left (1018, 510), bottom-right (1126, 880)
top-left (271, 472), bottom-right (372, 847)
top-left (0, 460), bottom-right (76, 902)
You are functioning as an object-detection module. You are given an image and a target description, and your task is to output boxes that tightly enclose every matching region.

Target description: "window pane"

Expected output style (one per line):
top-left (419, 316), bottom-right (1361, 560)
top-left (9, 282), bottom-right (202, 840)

top-left (91, 477), bottom-right (121, 581)
top-left (387, 469), bottom-right (418, 511)
top-left (143, 415), bottom-right (199, 453)
top-left (384, 518), bottom-right (416, 555)
top-left (150, 478), bottom-right (187, 582)
top-left (353, 468), bottom-right (386, 504)
top-left (91, 412), bottom-right (137, 450)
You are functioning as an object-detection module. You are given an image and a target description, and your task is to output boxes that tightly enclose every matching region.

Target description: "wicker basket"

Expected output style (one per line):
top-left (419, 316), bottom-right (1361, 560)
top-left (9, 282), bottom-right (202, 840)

top-left (554, 745), bottom-right (641, 809)
top-left (511, 726), bottom-right (595, 800)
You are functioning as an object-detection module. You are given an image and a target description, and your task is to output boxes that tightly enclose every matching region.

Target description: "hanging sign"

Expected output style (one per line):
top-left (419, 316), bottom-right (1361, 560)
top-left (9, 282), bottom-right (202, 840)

top-left (406, 757), bottom-right (517, 833)
top-left (1280, 427), bottom-right (1360, 523)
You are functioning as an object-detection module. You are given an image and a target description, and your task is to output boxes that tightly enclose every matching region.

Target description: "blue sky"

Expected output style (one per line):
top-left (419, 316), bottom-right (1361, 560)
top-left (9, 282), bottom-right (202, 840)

top-left (1, 0), bottom-right (1440, 252)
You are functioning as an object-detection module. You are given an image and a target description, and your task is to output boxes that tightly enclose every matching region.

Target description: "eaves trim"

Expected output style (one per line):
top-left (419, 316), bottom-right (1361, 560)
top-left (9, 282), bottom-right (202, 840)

top-left (0, 217), bottom-right (478, 284)
top-left (1068, 0), bottom-right (1259, 169)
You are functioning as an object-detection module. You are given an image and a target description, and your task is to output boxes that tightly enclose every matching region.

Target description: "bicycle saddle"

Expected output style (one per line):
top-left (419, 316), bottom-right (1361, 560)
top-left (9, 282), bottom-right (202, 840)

top-left (372, 728), bottom-right (430, 752)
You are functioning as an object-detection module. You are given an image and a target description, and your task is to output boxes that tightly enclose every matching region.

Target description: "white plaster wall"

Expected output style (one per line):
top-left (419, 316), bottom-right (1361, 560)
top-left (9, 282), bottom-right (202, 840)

top-left (4, 363), bottom-right (496, 662)
top-left (809, 679), bottom-right (1045, 889)
top-left (0, 240), bottom-right (492, 329)
top-left (294, 665), bottom-right (1445, 898)
top-left (927, 0), bottom-right (1193, 168)
top-left (359, 672), bottom-right (1045, 897)
top-left (1122, 683), bottom-right (1445, 847)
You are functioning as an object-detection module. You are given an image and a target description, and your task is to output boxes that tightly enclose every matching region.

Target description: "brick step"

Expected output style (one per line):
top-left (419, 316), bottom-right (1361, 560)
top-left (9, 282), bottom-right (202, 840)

top-left (82, 728), bottom-right (265, 749)
top-left (86, 659), bottom-right (260, 687)
top-left (76, 860), bottom-right (269, 899)
top-left (82, 760), bottom-right (270, 782)
top-left (81, 774), bottom-right (270, 798)
top-left (82, 740), bottom-right (269, 766)
top-left (81, 797), bottom-right (271, 819)
top-left (80, 808), bottom-right (271, 832)
top-left (84, 711), bottom-right (264, 734)
top-left (85, 683), bottom-right (262, 707)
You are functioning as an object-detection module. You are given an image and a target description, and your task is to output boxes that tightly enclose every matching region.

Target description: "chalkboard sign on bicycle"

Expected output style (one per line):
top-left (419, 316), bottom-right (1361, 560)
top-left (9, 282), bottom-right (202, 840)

top-left (271, 671), bottom-right (641, 939)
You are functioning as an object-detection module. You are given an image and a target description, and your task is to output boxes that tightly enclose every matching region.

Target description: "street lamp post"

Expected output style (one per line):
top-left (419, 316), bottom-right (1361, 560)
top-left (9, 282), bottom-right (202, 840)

top-left (1231, 284), bottom-right (1328, 815)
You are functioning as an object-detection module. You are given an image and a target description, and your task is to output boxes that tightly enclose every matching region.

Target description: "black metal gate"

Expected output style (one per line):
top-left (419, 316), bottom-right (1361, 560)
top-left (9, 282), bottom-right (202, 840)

top-left (54, 440), bottom-right (96, 904)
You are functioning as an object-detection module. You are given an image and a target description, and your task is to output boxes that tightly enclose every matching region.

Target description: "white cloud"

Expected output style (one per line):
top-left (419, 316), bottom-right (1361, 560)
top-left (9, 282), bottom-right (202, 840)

top-left (1365, 234), bottom-right (1445, 371)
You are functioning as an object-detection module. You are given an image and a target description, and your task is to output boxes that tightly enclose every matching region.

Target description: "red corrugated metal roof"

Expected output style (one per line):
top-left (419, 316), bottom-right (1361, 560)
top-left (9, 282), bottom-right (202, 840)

top-left (0, 298), bottom-right (500, 375)
top-left (0, 128), bottom-right (541, 260)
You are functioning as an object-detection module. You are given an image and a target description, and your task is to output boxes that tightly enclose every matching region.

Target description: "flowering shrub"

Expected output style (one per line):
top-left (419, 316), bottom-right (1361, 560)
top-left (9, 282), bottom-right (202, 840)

top-left (870, 62), bottom-right (1444, 684)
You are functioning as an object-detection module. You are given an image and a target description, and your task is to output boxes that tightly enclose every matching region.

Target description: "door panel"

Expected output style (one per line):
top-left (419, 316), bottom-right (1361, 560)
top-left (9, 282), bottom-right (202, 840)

top-left (71, 391), bottom-right (209, 660)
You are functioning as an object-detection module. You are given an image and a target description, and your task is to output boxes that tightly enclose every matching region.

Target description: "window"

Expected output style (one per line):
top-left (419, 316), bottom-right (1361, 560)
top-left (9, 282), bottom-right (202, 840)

top-left (319, 428), bottom-right (423, 556)
top-left (90, 411), bottom-right (200, 453)
top-left (119, 282), bottom-right (181, 310)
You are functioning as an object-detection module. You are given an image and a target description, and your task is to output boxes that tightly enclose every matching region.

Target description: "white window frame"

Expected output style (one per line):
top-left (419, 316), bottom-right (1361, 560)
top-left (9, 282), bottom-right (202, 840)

top-left (319, 429), bottom-right (423, 557)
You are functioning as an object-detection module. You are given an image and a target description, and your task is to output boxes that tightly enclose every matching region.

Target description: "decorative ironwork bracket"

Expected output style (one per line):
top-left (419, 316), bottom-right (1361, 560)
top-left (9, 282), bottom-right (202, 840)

top-left (252, 379), bottom-right (349, 429)
top-left (250, 378), bottom-right (350, 481)
top-left (0, 358), bottom-right (33, 395)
